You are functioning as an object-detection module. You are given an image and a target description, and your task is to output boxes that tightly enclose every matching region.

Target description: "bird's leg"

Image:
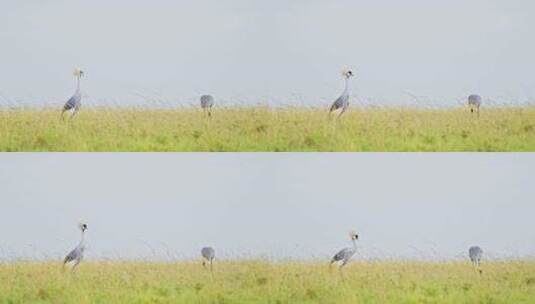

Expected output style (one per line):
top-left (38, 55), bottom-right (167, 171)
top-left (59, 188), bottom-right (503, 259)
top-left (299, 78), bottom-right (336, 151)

top-left (71, 259), bottom-right (81, 273)
top-left (60, 109), bottom-right (67, 121)
top-left (71, 107), bottom-right (79, 120)
top-left (328, 110), bottom-right (333, 120)
top-left (338, 106), bottom-right (348, 119)
top-left (338, 266), bottom-right (346, 281)
top-left (208, 109), bottom-right (212, 118)
top-left (328, 261), bottom-right (335, 274)
top-left (474, 261), bottom-right (482, 275)
top-left (210, 259), bottom-right (213, 273)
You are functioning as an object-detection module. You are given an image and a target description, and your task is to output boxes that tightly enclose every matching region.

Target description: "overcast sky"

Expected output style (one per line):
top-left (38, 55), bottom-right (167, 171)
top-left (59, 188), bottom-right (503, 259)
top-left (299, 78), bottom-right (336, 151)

top-left (1, 0), bottom-right (534, 107)
top-left (1, 153), bottom-right (533, 261)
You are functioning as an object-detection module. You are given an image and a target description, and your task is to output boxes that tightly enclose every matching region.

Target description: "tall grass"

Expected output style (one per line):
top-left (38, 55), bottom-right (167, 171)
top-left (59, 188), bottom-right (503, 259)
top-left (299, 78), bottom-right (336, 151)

top-left (1, 260), bottom-right (534, 303)
top-left (1, 107), bottom-right (534, 151)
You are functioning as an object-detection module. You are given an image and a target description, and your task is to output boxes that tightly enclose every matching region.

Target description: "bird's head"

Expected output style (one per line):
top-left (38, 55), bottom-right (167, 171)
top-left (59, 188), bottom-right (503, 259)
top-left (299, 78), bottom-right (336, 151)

top-left (349, 230), bottom-right (358, 240)
top-left (73, 68), bottom-right (84, 78)
top-left (342, 68), bottom-right (354, 79)
top-left (78, 222), bottom-right (88, 232)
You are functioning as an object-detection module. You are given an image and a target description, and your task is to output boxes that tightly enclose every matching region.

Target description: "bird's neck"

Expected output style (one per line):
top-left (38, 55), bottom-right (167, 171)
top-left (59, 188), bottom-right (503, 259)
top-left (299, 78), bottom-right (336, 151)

top-left (78, 230), bottom-right (85, 247)
top-left (342, 77), bottom-right (349, 96)
top-left (351, 238), bottom-right (356, 248)
top-left (76, 76), bottom-right (81, 92)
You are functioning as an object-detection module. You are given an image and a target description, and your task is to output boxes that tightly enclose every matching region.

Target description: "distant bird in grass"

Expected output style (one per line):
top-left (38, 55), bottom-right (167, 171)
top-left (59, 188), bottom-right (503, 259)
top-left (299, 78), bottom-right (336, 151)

top-left (330, 231), bottom-right (358, 269)
top-left (201, 246), bottom-right (215, 271)
top-left (468, 94), bottom-right (482, 116)
top-left (200, 95), bottom-right (215, 117)
top-left (329, 69), bottom-right (354, 118)
top-left (63, 222), bottom-right (87, 272)
top-left (469, 246), bottom-right (483, 267)
top-left (61, 68), bottom-right (84, 120)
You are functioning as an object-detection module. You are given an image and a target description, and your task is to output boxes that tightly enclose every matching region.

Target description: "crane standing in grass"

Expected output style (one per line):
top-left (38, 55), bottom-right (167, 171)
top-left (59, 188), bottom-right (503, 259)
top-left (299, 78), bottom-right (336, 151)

top-left (468, 94), bottom-right (482, 116)
top-left (200, 95), bottom-right (215, 117)
top-left (469, 246), bottom-right (483, 267)
top-left (63, 222), bottom-right (88, 272)
top-left (201, 247), bottom-right (215, 272)
top-left (61, 68), bottom-right (84, 120)
top-left (329, 69), bottom-right (354, 118)
top-left (330, 231), bottom-right (359, 270)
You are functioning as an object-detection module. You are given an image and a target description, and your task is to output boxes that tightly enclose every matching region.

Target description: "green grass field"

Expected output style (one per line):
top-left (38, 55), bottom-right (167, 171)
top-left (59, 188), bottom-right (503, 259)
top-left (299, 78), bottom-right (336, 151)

top-left (1, 107), bottom-right (534, 151)
top-left (1, 260), bottom-right (534, 303)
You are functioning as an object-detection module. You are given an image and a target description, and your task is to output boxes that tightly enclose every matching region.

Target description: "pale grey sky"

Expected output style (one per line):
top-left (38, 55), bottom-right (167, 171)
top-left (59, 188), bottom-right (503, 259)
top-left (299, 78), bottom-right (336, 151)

top-left (0, 1), bottom-right (534, 107)
top-left (1, 153), bottom-right (534, 261)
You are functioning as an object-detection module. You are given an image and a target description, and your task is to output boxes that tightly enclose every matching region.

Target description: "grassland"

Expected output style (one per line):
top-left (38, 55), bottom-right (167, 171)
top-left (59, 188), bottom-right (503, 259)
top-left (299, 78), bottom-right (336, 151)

top-left (1, 260), bottom-right (534, 303)
top-left (0, 107), bottom-right (534, 151)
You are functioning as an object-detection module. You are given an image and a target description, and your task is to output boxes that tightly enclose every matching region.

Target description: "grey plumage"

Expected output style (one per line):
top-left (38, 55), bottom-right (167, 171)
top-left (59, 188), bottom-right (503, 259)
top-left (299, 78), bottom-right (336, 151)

top-left (330, 231), bottom-right (358, 268)
top-left (200, 95), bottom-right (214, 117)
top-left (330, 94), bottom-right (350, 114)
top-left (61, 69), bottom-right (84, 120)
top-left (63, 222), bottom-right (87, 272)
top-left (201, 246), bottom-right (215, 271)
top-left (469, 246), bottom-right (483, 267)
top-left (329, 69), bottom-right (354, 118)
top-left (468, 94), bottom-right (482, 115)
top-left (63, 91), bottom-right (81, 112)
top-left (64, 246), bottom-right (83, 265)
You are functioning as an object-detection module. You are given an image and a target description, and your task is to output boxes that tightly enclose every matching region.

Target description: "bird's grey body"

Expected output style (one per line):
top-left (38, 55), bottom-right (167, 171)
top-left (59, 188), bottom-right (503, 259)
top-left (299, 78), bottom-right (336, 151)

top-left (331, 246), bottom-right (356, 266)
top-left (64, 246), bottom-right (84, 265)
top-left (331, 231), bottom-right (358, 268)
top-left (200, 95), bottom-right (214, 117)
top-left (329, 69), bottom-right (354, 118)
top-left (469, 246), bottom-right (483, 267)
top-left (330, 94), bottom-right (349, 114)
top-left (201, 246), bottom-right (215, 271)
top-left (63, 223), bottom-right (87, 272)
top-left (468, 94), bottom-right (482, 115)
top-left (61, 69), bottom-right (84, 120)
top-left (63, 90), bottom-right (81, 113)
